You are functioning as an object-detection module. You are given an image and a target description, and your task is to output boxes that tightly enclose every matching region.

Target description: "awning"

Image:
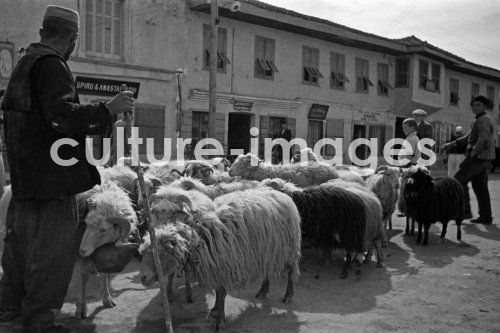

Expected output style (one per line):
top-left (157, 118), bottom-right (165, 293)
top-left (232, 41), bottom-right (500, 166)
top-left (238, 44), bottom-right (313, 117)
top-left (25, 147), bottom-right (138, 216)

top-left (394, 100), bottom-right (441, 118)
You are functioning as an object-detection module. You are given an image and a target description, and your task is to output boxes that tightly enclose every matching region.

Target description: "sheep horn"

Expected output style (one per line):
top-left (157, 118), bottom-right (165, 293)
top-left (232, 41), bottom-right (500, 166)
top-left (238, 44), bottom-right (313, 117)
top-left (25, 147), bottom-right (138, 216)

top-left (107, 216), bottom-right (131, 244)
top-left (375, 165), bottom-right (389, 174)
top-left (150, 178), bottom-right (162, 192)
top-left (170, 169), bottom-right (185, 177)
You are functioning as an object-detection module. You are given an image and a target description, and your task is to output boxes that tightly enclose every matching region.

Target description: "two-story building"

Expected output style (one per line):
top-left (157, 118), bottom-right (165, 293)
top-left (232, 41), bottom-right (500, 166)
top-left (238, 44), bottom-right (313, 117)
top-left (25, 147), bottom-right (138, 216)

top-left (1, 0), bottom-right (499, 164)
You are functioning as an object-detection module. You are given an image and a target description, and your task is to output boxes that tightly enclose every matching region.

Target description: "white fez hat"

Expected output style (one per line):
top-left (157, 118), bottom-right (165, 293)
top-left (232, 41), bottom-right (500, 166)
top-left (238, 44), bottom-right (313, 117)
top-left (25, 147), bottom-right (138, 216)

top-left (412, 109), bottom-right (427, 117)
top-left (43, 5), bottom-right (79, 31)
top-left (455, 126), bottom-right (463, 132)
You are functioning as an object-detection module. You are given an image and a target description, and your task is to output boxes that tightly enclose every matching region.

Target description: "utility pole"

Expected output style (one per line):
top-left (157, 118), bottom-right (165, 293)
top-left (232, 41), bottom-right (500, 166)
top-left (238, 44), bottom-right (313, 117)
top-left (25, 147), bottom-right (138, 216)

top-left (208, 0), bottom-right (218, 139)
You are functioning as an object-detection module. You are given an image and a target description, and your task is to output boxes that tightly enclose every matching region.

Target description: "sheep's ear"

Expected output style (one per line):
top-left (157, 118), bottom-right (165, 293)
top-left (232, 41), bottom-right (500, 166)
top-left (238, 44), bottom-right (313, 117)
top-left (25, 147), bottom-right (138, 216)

top-left (151, 178), bottom-right (162, 192)
top-left (180, 202), bottom-right (190, 215)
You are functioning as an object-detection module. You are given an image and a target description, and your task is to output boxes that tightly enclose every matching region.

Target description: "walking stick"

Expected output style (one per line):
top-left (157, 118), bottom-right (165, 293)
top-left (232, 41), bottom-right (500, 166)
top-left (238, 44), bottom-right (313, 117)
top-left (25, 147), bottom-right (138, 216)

top-left (120, 85), bottom-right (173, 332)
top-left (135, 163), bottom-right (174, 333)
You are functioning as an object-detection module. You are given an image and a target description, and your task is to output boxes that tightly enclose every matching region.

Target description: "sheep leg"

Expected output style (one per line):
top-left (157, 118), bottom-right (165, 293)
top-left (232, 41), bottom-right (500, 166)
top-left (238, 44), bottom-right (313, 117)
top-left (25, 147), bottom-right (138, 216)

top-left (281, 265), bottom-right (294, 303)
top-left (388, 216), bottom-right (393, 230)
top-left (456, 220), bottom-right (462, 241)
top-left (364, 247), bottom-right (373, 264)
top-left (75, 271), bottom-right (90, 319)
top-left (184, 276), bottom-right (193, 304)
top-left (416, 222), bottom-right (423, 244)
top-left (255, 276), bottom-right (270, 300)
top-left (101, 274), bottom-right (116, 308)
top-left (423, 223), bottom-right (430, 246)
top-left (411, 217), bottom-right (415, 235)
top-left (374, 240), bottom-right (384, 268)
top-left (440, 221), bottom-right (448, 239)
top-left (339, 252), bottom-right (352, 279)
top-left (405, 216), bottom-right (410, 235)
top-left (213, 286), bottom-right (227, 331)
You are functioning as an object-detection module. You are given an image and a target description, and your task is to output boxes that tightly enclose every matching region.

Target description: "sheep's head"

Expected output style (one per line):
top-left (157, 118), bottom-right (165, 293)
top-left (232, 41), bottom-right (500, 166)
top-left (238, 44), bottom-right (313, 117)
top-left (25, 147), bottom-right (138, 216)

top-left (134, 176), bottom-right (162, 207)
top-left (404, 166), bottom-right (433, 194)
top-left (79, 182), bottom-right (137, 257)
top-left (212, 157), bottom-right (231, 172)
top-left (139, 224), bottom-right (193, 286)
top-left (375, 165), bottom-right (401, 190)
top-left (184, 161), bottom-right (218, 185)
top-left (228, 153), bottom-right (261, 178)
top-left (149, 187), bottom-right (195, 227)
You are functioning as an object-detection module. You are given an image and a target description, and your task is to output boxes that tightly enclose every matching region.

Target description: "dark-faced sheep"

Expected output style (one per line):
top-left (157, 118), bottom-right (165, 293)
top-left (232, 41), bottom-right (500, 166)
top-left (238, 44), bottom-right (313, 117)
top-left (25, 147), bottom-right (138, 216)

top-left (139, 188), bottom-right (301, 330)
top-left (261, 178), bottom-right (366, 278)
top-left (228, 153), bottom-right (339, 187)
top-left (76, 181), bottom-right (138, 318)
top-left (403, 166), bottom-right (465, 246)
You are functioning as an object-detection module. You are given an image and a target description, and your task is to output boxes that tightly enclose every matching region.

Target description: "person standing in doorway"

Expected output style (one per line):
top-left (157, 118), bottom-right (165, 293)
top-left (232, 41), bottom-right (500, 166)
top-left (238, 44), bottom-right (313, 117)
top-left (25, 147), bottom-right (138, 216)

top-left (443, 95), bottom-right (496, 224)
top-left (400, 118), bottom-right (421, 167)
top-left (274, 121), bottom-right (292, 163)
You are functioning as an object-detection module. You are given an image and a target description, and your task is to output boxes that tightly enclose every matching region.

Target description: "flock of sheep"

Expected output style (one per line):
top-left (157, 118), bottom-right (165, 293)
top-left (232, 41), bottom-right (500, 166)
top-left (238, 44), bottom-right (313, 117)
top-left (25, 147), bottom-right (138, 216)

top-left (0, 149), bottom-right (466, 331)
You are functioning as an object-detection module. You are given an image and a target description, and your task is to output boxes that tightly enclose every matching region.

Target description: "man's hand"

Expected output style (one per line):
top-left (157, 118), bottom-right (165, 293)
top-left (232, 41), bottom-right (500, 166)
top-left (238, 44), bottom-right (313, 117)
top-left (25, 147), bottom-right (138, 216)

top-left (442, 141), bottom-right (455, 153)
top-left (106, 91), bottom-right (134, 115)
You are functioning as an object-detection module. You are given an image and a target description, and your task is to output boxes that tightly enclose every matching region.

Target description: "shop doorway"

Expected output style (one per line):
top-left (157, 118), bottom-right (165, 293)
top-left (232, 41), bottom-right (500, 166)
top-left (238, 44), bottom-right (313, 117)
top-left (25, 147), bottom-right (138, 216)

top-left (228, 113), bottom-right (251, 156)
top-left (352, 124), bottom-right (368, 162)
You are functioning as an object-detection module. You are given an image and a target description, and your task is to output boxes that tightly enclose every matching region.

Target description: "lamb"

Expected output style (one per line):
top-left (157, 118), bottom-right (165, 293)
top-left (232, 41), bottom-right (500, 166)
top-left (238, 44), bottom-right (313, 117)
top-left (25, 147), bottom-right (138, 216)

top-left (403, 166), bottom-right (465, 246)
top-left (139, 188), bottom-right (301, 330)
top-left (365, 165), bottom-right (401, 230)
top-left (169, 176), bottom-right (261, 200)
top-left (76, 181), bottom-right (139, 318)
top-left (324, 179), bottom-right (386, 267)
top-left (228, 153), bottom-right (339, 187)
top-left (261, 178), bottom-right (366, 279)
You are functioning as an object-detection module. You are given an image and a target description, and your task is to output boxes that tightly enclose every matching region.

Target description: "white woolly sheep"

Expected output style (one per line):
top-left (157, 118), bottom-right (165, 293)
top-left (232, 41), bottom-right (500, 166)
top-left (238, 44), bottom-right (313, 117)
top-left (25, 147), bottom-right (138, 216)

top-left (365, 165), bottom-right (401, 230)
top-left (228, 153), bottom-right (339, 187)
top-left (324, 179), bottom-right (386, 267)
top-left (76, 181), bottom-right (138, 318)
top-left (139, 188), bottom-right (301, 330)
top-left (169, 176), bottom-right (261, 200)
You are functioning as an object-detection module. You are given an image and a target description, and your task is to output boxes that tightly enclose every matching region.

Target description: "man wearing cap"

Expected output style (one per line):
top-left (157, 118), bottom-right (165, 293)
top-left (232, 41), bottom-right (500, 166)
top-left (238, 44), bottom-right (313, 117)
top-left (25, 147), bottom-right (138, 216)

top-left (412, 109), bottom-right (433, 140)
top-left (444, 126), bottom-right (467, 177)
top-left (0, 5), bottom-right (134, 332)
top-left (443, 95), bottom-right (496, 224)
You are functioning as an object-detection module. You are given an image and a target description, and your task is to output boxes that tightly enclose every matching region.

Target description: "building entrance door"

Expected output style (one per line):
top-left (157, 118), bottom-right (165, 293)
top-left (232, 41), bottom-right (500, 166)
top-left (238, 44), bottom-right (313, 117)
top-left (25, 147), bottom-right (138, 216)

top-left (353, 124), bottom-right (368, 162)
top-left (228, 113), bottom-right (251, 157)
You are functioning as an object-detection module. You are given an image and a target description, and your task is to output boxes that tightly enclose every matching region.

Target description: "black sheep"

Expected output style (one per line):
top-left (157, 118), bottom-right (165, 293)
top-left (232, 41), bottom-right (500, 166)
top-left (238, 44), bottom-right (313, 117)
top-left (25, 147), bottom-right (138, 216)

top-left (403, 167), bottom-right (465, 246)
top-left (263, 179), bottom-right (367, 279)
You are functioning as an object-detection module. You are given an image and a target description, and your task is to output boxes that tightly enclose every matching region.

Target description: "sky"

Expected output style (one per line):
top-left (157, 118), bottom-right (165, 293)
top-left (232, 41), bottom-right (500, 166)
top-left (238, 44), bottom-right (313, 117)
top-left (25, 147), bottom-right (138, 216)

top-left (262, 0), bottom-right (500, 71)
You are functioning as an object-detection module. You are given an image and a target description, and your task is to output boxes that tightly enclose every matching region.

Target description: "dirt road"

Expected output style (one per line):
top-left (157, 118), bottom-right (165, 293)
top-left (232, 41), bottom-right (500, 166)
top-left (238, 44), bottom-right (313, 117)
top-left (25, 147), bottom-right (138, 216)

top-left (1, 173), bottom-right (500, 333)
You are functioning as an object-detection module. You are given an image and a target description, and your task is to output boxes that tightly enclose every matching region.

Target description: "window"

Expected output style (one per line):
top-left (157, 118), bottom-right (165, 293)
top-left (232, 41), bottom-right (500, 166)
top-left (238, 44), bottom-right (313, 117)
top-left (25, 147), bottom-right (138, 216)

top-left (269, 117), bottom-right (286, 138)
top-left (486, 86), bottom-right (495, 109)
top-left (85, 0), bottom-right (123, 58)
top-left (395, 58), bottom-right (409, 87)
top-left (302, 46), bottom-right (323, 84)
top-left (419, 60), bottom-right (440, 92)
top-left (330, 52), bottom-right (348, 89)
top-left (192, 111), bottom-right (209, 147)
top-left (471, 82), bottom-right (480, 102)
top-left (449, 78), bottom-right (460, 105)
top-left (203, 24), bottom-right (230, 72)
top-left (254, 36), bottom-right (278, 79)
top-left (355, 57), bottom-right (372, 93)
top-left (369, 125), bottom-right (386, 155)
top-left (431, 63), bottom-right (440, 91)
top-left (307, 120), bottom-right (323, 148)
top-left (377, 63), bottom-right (392, 96)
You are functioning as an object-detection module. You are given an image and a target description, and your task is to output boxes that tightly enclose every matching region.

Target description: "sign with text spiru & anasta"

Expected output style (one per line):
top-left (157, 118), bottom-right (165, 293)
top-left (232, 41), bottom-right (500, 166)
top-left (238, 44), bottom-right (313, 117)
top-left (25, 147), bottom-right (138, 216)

top-left (75, 76), bottom-right (140, 99)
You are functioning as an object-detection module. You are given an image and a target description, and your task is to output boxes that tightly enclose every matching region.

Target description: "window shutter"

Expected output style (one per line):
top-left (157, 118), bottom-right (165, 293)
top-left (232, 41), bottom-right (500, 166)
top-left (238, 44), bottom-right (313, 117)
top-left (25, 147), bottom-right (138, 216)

top-left (180, 109), bottom-right (193, 139)
top-left (134, 103), bottom-right (166, 155)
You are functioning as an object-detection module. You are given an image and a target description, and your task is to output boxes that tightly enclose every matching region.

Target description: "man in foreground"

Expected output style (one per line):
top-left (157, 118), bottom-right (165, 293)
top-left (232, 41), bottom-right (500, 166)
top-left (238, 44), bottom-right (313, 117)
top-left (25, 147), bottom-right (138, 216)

top-left (0, 5), bottom-right (134, 332)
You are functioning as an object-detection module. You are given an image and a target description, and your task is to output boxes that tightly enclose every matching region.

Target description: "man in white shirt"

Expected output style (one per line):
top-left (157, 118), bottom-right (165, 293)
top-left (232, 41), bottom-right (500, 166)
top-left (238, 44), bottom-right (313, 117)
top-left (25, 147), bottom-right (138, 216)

top-left (401, 118), bottom-right (421, 166)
